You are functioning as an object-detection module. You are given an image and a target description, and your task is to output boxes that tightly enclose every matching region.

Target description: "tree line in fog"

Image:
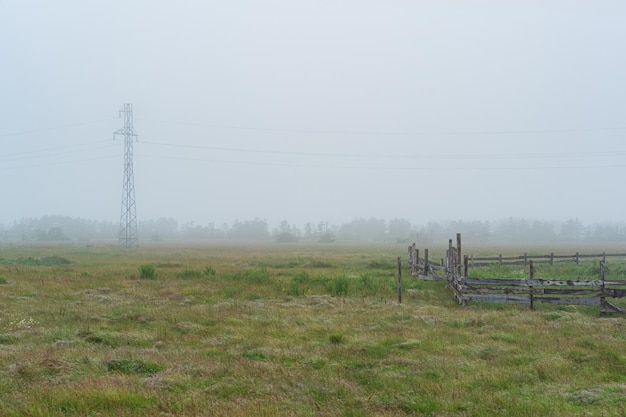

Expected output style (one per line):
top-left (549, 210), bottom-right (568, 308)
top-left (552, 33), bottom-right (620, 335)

top-left (2, 215), bottom-right (626, 244)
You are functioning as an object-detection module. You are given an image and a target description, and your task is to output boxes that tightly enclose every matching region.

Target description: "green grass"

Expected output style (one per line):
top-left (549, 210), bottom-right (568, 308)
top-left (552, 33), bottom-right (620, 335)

top-left (0, 242), bottom-right (625, 416)
top-left (138, 263), bottom-right (156, 279)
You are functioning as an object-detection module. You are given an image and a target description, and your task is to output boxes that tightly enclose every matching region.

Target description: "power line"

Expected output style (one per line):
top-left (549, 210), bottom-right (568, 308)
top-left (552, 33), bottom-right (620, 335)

top-left (0, 141), bottom-right (117, 163)
top-left (136, 117), bottom-right (626, 136)
top-left (140, 140), bottom-right (626, 161)
top-left (0, 154), bottom-right (119, 172)
top-left (0, 118), bottom-right (116, 138)
top-left (136, 152), bottom-right (626, 172)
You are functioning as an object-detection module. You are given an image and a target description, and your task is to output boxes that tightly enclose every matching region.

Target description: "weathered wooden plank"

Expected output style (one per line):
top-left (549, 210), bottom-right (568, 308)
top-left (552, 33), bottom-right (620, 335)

top-left (603, 280), bottom-right (626, 286)
top-left (463, 294), bottom-right (530, 304)
top-left (532, 279), bottom-right (603, 287)
top-left (604, 289), bottom-right (626, 298)
top-left (471, 256), bottom-right (501, 261)
top-left (465, 287), bottom-right (606, 296)
top-left (461, 278), bottom-right (529, 286)
top-left (471, 252), bottom-right (626, 262)
top-left (461, 278), bottom-right (603, 287)
top-left (429, 264), bottom-right (447, 271)
top-left (460, 277), bottom-right (606, 287)
top-left (471, 261), bottom-right (527, 266)
top-left (464, 287), bottom-right (542, 295)
top-left (535, 297), bottom-right (601, 306)
top-left (578, 253), bottom-right (626, 259)
top-left (601, 301), bottom-right (626, 313)
top-left (543, 288), bottom-right (601, 296)
top-left (499, 256), bottom-right (524, 261)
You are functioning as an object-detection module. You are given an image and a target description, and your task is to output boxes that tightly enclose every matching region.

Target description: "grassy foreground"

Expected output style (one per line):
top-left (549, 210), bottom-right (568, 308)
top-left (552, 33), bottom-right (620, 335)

top-left (0, 242), bottom-right (625, 416)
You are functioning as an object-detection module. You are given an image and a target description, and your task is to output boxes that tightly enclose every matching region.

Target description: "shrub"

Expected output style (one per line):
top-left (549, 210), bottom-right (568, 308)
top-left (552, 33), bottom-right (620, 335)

top-left (331, 276), bottom-right (350, 297)
top-left (356, 274), bottom-right (375, 294)
top-left (274, 232), bottom-right (299, 243)
top-left (243, 268), bottom-right (270, 284)
top-left (138, 264), bottom-right (156, 279)
top-left (292, 272), bottom-right (310, 283)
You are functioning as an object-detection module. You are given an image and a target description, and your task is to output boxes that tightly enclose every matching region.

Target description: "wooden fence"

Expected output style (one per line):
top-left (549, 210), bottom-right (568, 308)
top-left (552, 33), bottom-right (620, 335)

top-left (408, 234), bottom-right (626, 314)
top-left (467, 251), bottom-right (626, 268)
top-left (407, 243), bottom-right (446, 281)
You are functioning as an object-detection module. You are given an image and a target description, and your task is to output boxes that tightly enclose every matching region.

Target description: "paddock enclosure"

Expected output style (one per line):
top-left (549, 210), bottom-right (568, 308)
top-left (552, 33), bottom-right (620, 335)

top-left (408, 234), bottom-right (626, 314)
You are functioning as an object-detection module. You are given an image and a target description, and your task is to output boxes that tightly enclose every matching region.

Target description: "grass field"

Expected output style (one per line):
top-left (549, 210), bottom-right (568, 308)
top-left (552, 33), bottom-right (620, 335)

top-left (1, 241), bottom-right (626, 416)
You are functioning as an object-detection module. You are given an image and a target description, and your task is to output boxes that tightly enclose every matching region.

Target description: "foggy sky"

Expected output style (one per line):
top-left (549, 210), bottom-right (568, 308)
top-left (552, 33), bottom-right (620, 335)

top-left (2, 1), bottom-right (626, 229)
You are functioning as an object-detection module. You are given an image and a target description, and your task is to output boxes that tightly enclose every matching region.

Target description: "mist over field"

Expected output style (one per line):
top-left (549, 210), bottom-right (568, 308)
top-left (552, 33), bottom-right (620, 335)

top-left (3, 214), bottom-right (626, 246)
top-left (2, 1), bottom-right (626, 231)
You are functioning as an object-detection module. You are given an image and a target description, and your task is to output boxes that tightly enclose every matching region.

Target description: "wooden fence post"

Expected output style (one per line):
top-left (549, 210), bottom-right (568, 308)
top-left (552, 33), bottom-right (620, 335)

top-left (416, 249), bottom-right (420, 275)
top-left (424, 248), bottom-right (429, 277)
top-left (600, 260), bottom-right (605, 313)
top-left (550, 252), bottom-right (554, 265)
top-left (575, 252), bottom-right (579, 265)
top-left (524, 253), bottom-right (528, 266)
top-left (448, 239), bottom-right (453, 279)
top-left (464, 255), bottom-right (469, 277)
top-left (397, 257), bottom-right (402, 304)
top-left (456, 233), bottom-right (462, 276)
top-left (529, 260), bottom-right (535, 311)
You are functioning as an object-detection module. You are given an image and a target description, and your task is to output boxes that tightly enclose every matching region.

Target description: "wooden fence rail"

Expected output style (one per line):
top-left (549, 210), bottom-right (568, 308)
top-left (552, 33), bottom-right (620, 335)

top-left (407, 243), bottom-right (445, 280)
top-left (407, 234), bottom-right (626, 314)
top-left (467, 252), bottom-right (626, 268)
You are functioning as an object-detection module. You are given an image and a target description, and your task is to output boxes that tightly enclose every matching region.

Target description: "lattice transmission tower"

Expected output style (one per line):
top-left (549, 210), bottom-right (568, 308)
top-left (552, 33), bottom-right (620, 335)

top-left (114, 103), bottom-right (139, 247)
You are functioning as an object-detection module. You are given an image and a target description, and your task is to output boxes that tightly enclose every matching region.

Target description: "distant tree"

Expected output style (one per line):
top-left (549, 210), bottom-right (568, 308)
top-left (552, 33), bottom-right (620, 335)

top-left (36, 226), bottom-right (68, 241)
top-left (318, 233), bottom-right (335, 243)
top-left (181, 222), bottom-right (208, 240)
top-left (274, 231), bottom-right (299, 243)
top-left (317, 221), bottom-right (329, 235)
top-left (530, 220), bottom-right (556, 241)
top-left (467, 220), bottom-right (491, 241)
top-left (426, 221), bottom-right (445, 242)
top-left (560, 218), bottom-right (584, 241)
top-left (589, 223), bottom-right (626, 242)
top-left (273, 220), bottom-right (300, 243)
top-left (206, 222), bottom-right (226, 239)
top-left (97, 220), bottom-right (118, 239)
top-left (303, 222), bottom-right (317, 240)
top-left (227, 218), bottom-right (270, 240)
top-left (388, 218), bottom-right (412, 242)
top-left (494, 218), bottom-right (533, 241)
top-left (338, 218), bottom-right (387, 241)
top-left (141, 217), bottom-right (179, 240)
